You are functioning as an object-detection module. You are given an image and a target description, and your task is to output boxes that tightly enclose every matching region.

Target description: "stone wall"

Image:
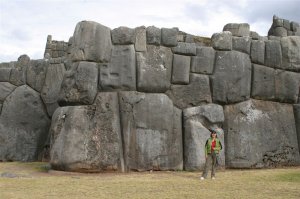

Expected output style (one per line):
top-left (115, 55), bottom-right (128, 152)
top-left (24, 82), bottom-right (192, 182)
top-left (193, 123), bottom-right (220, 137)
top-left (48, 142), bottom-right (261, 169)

top-left (0, 16), bottom-right (299, 172)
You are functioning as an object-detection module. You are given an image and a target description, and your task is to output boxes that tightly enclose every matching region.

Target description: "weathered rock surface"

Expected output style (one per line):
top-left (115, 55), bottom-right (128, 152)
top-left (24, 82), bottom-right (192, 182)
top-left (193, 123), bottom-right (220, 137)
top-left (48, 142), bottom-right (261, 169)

top-left (0, 85), bottom-right (50, 161)
top-left (293, 104), bottom-right (300, 154)
top-left (250, 40), bottom-right (265, 65)
top-left (211, 51), bottom-right (251, 104)
top-left (223, 23), bottom-right (250, 37)
top-left (161, 28), bottom-right (178, 47)
top-left (0, 68), bottom-right (11, 82)
top-left (59, 61), bottom-right (98, 105)
top-left (137, 45), bottom-right (172, 92)
top-left (99, 45), bottom-right (136, 91)
top-left (111, 26), bottom-right (135, 45)
top-left (41, 63), bottom-right (65, 116)
top-left (135, 26), bottom-right (147, 52)
top-left (224, 99), bottom-right (300, 168)
top-left (26, 59), bottom-right (48, 92)
top-left (119, 92), bottom-right (183, 171)
top-left (9, 55), bottom-right (30, 86)
top-left (166, 73), bottom-right (212, 109)
top-left (265, 40), bottom-right (282, 68)
top-left (211, 31), bottom-right (232, 50)
top-left (183, 104), bottom-right (225, 170)
top-left (232, 36), bottom-right (251, 54)
top-left (146, 26), bottom-right (161, 45)
top-left (172, 54), bottom-right (190, 84)
top-left (281, 36), bottom-right (300, 71)
top-left (191, 47), bottom-right (215, 74)
top-left (0, 82), bottom-right (16, 103)
top-left (172, 42), bottom-right (196, 56)
top-left (70, 21), bottom-right (112, 62)
top-left (50, 92), bottom-right (124, 172)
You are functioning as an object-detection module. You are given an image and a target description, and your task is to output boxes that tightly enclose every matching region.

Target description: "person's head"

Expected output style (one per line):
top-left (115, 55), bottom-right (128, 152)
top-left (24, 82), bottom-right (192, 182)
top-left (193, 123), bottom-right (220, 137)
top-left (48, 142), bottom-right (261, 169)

top-left (210, 129), bottom-right (217, 138)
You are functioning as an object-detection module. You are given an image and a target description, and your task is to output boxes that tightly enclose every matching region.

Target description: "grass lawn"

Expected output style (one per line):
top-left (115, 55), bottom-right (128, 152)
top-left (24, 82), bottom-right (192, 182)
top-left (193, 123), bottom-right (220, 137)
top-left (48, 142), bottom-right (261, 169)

top-left (0, 162), bottom-right (299, 199)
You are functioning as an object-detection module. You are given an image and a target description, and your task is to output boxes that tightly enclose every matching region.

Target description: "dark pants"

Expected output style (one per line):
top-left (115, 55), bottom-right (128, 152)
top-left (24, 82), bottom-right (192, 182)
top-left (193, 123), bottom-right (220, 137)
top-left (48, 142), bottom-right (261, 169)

top-left (202, 152), bottom-right (217, 178)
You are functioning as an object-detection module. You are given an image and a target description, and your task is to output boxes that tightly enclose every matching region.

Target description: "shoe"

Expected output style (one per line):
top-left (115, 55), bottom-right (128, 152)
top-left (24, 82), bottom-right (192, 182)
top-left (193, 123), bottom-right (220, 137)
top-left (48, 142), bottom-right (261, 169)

top-left (200, 177), bottom-right (204, 180)
top-left (212, 177), bottom-right (215, 180)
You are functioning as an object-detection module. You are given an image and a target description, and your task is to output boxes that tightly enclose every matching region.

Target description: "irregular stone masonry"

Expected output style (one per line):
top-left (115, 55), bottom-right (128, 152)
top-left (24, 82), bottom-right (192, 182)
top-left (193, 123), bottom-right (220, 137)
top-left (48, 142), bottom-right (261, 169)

top-left (0, 16), bottom-right (299, 171)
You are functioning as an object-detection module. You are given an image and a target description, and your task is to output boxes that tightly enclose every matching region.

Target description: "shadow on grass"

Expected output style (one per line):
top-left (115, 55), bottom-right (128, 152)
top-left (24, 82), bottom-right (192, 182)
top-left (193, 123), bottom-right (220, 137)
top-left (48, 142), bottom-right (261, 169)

top-left (275, 172), bottom-right (300, 183)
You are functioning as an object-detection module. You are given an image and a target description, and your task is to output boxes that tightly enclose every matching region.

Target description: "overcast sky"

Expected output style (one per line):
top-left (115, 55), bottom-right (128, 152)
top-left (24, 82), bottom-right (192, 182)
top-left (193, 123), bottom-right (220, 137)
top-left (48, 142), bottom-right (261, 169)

top-left (0, 0), bottom-right (300, 62)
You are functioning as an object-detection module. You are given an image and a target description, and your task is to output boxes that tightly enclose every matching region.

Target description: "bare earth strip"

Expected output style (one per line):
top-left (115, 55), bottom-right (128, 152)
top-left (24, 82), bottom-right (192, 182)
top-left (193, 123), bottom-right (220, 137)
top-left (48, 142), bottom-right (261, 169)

top-left (0, 162), bottom-right (299, 199)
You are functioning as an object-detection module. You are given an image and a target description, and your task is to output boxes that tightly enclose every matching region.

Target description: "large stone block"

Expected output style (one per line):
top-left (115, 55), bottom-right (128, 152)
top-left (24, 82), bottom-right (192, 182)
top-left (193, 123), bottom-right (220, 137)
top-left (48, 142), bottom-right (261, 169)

top-left (161, 28), bottom-right (178, 47)
top-left (191, 47), bottom-right (215, 74)
top-left (111, 26), bottom-right (135, 45)
top-left (41, 63), bottom-right (65, 116)
top-left (172, 42), bottom-right (196, 56)
top-left (223, 23), bottom-right (250, 37)
top-left (99, 45), bottom-right (136, 91)
top-left (146, 26), bottom-right (161, 45)
top-left (224, 99), bottom-right (300, 168)
top-left (59, 61), bottom-right (98, 105)
top-left (26, 59), bottom-right (48, 92)
top-left (50, 92), bottom-right (124, 172)
top-left (251, 64), bottom-right (275, 100)
top-left (9, 55), bottom-right (30, 86)
top-left (183, 104), bottom-right (225, 171)
top-left (70, 21), bottom-right (112, 62)
top-left (232, 36), bottom-right (251, 54)
top-left (211, 31), bottom-right (232, 50)
top-left (265, 40), bottom-right (282, 68)
top-left (0, 85), bottom-right (50, 161)
top-left (211, 51), bottom-right (251, 104)
top-left (166, 73), bottom-right (212, 109)
top-left (119, 92), bottom-right (183, 171)
top-left (0, 82), bottom-right (16, 103)
top-left (172, 54), bottom-right (190, 84)
top-left (135, 26), bottom-right (146, 52)
top-left (250, 40), bottom-right (265, 65)
top-left (293, 105), bottom-right (300, 154)
top-left (281, 36), bottom-right (300, 71)
top-left (137, 45), bottom-right (172, 92)
top-left (273, 27), bottom-right (287, 37)
top-left (0, 68), bottom-right (11, 82)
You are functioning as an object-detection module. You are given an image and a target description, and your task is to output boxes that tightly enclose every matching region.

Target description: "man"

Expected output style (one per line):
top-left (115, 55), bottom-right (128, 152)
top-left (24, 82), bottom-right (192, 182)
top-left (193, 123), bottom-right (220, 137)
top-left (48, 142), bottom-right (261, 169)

top-left (200, 128), bottom-right (222, 180)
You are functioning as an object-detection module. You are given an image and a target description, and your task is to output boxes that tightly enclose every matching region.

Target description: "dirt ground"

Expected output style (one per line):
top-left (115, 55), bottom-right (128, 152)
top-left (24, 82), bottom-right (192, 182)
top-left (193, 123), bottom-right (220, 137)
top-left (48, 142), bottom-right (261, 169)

top-left (0, 162), bottom-right (299, 199)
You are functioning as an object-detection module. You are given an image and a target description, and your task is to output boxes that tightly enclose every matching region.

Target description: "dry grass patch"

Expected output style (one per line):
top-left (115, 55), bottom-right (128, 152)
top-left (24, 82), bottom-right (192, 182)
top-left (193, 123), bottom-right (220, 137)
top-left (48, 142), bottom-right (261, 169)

top-left (0, 162), bottom-right (299, 199)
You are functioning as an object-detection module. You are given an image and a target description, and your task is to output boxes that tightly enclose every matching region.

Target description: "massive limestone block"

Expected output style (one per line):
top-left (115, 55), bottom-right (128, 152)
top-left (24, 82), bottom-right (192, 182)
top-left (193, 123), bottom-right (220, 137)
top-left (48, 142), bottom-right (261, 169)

top-left (111, 26), bottom-right (135, 45)
top-left (191, 47), bottom-right (215, 74)
top-left (166, 73), bottom-right (212, 109)
top-left (224, 99), bottom-right (300, 168)
top-left (183, 104), bottom-right (225, 171)
top-left (9, 55), bottom-right (30, 86)
top-left (250, 40), bottom-right (265, 65)
top-left (211, 51), bottom-right (251, 104)
top-left (26, 59), bottom-right (48, 92)
top-left (59, 61), bottom-right (98, 105)
top-left (0, 68), bottom-right (11, 82)
top-left (211, 31), bottom-right (232, 50)
top-left (137, 45), bottom-right (172, 92)
top-left (293, 105), bottom-right (300, 154)
top-left (50, 92), bottom-right (124, 172)
top-left (70, 21), bottom-right (112, 62)
top-left (281, 36), bottom-right (300, 71)
top-left (146, 26), bottom-right (161, 45)
top-left (161, 28), bottom-right (178, 47)
top-left (172, 42), bottom-right (196, 56)
top-left (99, 45), bottom-right (136, 91)
top-left (172, 54), bottom-right (190, 84)
top-left (119, 92), bottom-right (183, 171)
top-left (232, 36), bottom-right (251, 54)
top-left (135, 26), bottom-right (147, 52)
top-left (223, 23), bottom-right (250, 37)
top-left (251, 64), bottom-right (275, 100)
top-left (265, 40), bottom-right (282, 68)
top-left (41, 63), bottom-right (65, 116)
top-left (0, 85), bottom-right (50, 161)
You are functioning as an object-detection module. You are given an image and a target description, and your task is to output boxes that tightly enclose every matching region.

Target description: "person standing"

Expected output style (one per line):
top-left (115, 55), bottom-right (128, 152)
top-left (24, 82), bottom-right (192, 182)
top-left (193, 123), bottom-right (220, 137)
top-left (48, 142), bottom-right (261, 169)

top-left (200, 128), bottom-right (222, 180)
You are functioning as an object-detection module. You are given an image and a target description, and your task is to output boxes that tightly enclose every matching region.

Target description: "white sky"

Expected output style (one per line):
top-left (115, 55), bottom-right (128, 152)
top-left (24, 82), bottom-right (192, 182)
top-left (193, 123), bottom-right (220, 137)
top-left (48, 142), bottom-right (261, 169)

top-left (0, 0), bottom-right (300, 62)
